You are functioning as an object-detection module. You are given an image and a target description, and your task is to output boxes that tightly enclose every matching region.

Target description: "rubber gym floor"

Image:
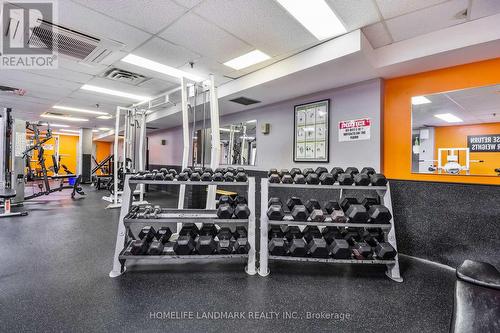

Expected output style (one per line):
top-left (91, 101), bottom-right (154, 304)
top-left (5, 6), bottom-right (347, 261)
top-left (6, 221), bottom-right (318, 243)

top-left (0, 186), bottom-right (456, 333)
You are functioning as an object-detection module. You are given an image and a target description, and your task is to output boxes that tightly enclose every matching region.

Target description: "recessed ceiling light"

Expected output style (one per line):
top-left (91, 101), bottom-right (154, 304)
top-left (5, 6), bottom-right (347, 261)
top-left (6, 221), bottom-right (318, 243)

top-left (98, 127), bottom-right (112, 131)
top-left (41, 114), bottom-right (88, 122)
top-left (97, 115), bottom-right (113, 120)
top-left (121, 54), bottom-right (204, 82)
top-left (81, 84), bottom-right (150, 102)
top-left (52, 131), bottom-right (79, 136)
top-left (411, 96), bottom-right (432, 105)
top-left (246, 120), bottom-right (257, 123)
top-left (60, 129), bottom-right (81, 133)
top-left (53, 105), bottom-right (110, 116)
top-left (434, 113), bottom-right (463, 123)
top-left (42, 123), bottom-right (70, 128)
top-left (223, 50), bottom-right (271, 70)
top-left (276, 0), bottom-right (347, 40)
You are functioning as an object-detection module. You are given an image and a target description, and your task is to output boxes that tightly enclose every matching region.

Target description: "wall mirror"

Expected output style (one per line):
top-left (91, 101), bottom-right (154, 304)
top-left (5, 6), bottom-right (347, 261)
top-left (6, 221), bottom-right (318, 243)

top-left (193, 120), bottom-right (257, 166)
top-left (411, 84), bottom-right (500, 176)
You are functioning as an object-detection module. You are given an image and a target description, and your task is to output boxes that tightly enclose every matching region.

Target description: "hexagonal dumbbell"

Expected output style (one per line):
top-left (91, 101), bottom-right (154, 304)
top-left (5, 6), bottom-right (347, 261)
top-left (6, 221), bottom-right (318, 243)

top-left (353, 173), bottom-right (370, 186)
top-left (306, 172), bottom-right (320, 184)
top-left (147, 241), bottom-right (164, 255)
top-left (291, 205), bottom-right (309, 221)
top-left (179, 223), bottom-right (199, 239)
top-left (278, 169), bottom-right (290, 178)
top-left (174, 235), bottom-right (195, 255)
top-left (304, 199), bottom-right (321, 213)
top-left (235, 172), bottom-right (248, 182)
top-left (324, 200), bottom-right (341, 214)
top-left (196, 236), bottom-right (217, 255)
top-left (329, 239), bottom-right (351, 259)
top-left (234, 203), bottom-right (250, 219)
top-left (212, 172), bottom-right (224, 181)
top-left (340, 197), bottom-right (359, 212)
top-left (267, 204), bottom-right (285, 221)
top-left (345, 204), bottom-right (369, 223)
top-left (182, 168), bottom-right (193, 177)
top-left (321, 226), bottom-right (342, 244)
top-left (284, 226), bottom-right (306, 257)
top-left (302, 168), bottom-right (314, 177)
top-left (219, 195), bottom-right (234, 206)
top-left (290, 168), bottom-right (302, 179)
top-left (268, 197), bottom-right (282, 207)
top-left (315, 167), bottom-right (328, 176)
top-left (233, 227), bottom-right (250, 254)
top-left (368, 205), bottom-right (392, 224)
top-left (176, 172), bottom-right (189, 181)
top-left (281, 174), bottom-right (294, 184)
top-left (344, 167), bottom-right (359, 176)
top-left (359, 229), bottom-right (396, 260)
top-left (361, 194), bottom-right (380, 209)
top-left (224, 172), bottom-right (235, 182)
top-left (200, 172), bottom-right (213, 181)
top-left (310, 209), bottom-right (326, 222)
top-left (306, 237), bottom-right (329, 258)
top-left (217, 204), bottom-right (234, 219)
top-left (343, 229), bottom-right (372, 259)
top-left (203, 167), bottom-right (214, 175)
top-left (303, 225), bottom-right (322, 243)
top-left (164, 173), bottom-right (174, 181)
top-left (139, 226), bottom-right (156, 243)
top-left (216, 227), bottom-right (234, 254)
top-left (168, 169), bottom-right (178, 176)
top-left (155, 227), bottom-right (172, 244)
top-left (337, 173), bottom-right (354, 185)
top-left (130, 239), bottom-right (150, 255)
top-left (268, 225), bottom-right (286, 256)
top-left (286, 197), bottom-right (302, 211)
top-left (190, 172), bottom-right (201, 182)
top-left (320, 172), bottom-right (335, 185)
top-left (268, 168), bottom-right (278, 177)
top-left (330, 167), bottom-right (344, 181)
top-left (293, 174), bottom-right (306, 184)
top-left (360, 167), bottom-right (376, 176)
top-left (233, 195), bottom-right (247, 205)
top-left (370, 173), bottom-right (388, 186)
top-left (268, 174), bottom-right (281, 183)
top-left (226, 167), bottom-right (236, 175)
top-left (331, 210), bottom-right (348, 223)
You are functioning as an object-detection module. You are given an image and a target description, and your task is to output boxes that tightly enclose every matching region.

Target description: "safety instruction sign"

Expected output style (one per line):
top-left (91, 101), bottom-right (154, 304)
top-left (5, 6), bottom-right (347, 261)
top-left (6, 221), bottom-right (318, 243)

top-left (338, 118), bottom-right (371, 142)
top-left (467, 134), bottom-right (500, 152)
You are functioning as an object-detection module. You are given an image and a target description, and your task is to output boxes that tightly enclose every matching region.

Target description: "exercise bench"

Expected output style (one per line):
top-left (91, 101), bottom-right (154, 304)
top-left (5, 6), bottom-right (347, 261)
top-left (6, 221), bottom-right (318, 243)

top-left (0, 188), bottom-right (28, 218)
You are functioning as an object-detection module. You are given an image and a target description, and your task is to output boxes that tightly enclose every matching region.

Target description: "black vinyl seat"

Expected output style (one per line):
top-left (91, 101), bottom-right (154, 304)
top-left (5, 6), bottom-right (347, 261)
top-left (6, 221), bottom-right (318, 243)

top-left (451, 260), bottom-right (500, 333)
top-left (0, 188), bottom-right (16, 199)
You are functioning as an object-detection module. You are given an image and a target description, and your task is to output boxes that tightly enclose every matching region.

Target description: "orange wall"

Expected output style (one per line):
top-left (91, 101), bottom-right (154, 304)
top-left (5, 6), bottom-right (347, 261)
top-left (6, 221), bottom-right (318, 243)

top-left (94, 141), bottom-right (112, 175)
top-left (384, 58), bottom-right (500, 185)
top-left (59, 135), bottom-right (78, 174)
top-left (434, 123), bottom-right (500, 176)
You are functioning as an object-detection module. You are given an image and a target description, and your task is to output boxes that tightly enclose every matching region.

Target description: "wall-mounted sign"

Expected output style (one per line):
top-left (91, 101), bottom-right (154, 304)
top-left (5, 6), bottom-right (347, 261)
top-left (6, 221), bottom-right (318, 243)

top-left (467, 134), bottom-right (500, 152)
top-left (42, 144), bottom-right (54, 151)
top-left (293, 99), bottom-right (329, 162)
top-left (338, 118), bottom-right (371, 142)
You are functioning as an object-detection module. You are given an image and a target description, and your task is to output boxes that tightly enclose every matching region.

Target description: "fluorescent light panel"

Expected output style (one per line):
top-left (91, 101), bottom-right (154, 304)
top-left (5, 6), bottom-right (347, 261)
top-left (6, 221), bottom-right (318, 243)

top-left (434, 113), bottom-right (463, 123)
top-left (81, 84), bottom-right (150, 102)
top-left (41, 114), bottom-right (88, 122)
top-left (412, 96), bottom-right (431, 105)
top-left (98, 127), bottom-right (112, 131)
top-left (276, 0), bottom-right (346, 40)
top-left (53, 105), bottom-right (109, 116)
top-left (43, 123), bottom-right (70, 128)
top-left (52, 131), bottom-right (79, 136)
top-left (121, 54), bottom-right (204, 82)
top-left (60, 129), bottom-right (80, 133)
top-left (224, 50), bottom-right (270, 70)
top-left (97, 115), bottom-right (113, 120)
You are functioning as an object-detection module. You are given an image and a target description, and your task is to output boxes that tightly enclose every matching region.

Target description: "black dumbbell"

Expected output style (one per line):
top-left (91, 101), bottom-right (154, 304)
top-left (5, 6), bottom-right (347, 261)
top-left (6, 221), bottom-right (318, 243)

top-left (286, 197), bottom-right (302, 210)
top-left (224, 172), bottom-right (235, 182)
top-left (340, 197), bottom-right (359, 212)
top-left (193, 167), bottom-right (203, 175)
top-left (236, 167), bottom-right (245, 174)
top-left (212, 172), bottom-right (224, 181)
top-left (302, 227), bottom-right (329, 258)
top-left (154, 172), bottom-right (164, 180)
top-left (303, 225), bottom-right (322, 243)
top-left (200, 172), bottom-right (212, 181)
top-left (304, 199), bottom-right (321, 213)
top-left (279, 169), bottom-right (290, 178)
top-left (291, 204), bottom-right (309, 221)
top-left (354, 173), bottom-right (370, 186)
top-left (233, 226), bottom-right (250, 254)
top-left (268, 173), bottom-right (281, 183)
top-left (233, 195), bottom-right (247, 205)
top-left (268, 168), bottom-right (278, 177)
top-left (196, 237), bottom-right (217, 255)
top-left (368, 205), bottom-right (392, 224)
top-left (293, 174), bottom-right (306, 184)
top-left (226, 167), bottom-right (236, 175)
top-left (204, 167), bottom-right (214, 175)
top-left (219, 195), bottom-right (234, 206)
top-left (324, 200), bottom-right (340, 214)
top-left (284, 226), bottom-right (307, 257)
top-left (343, 229), bottom-right (372, 259)
top-left (302, 168), bottom-right (314, 177)
top-left (179, 223), bottom-right (199, 238)
top-left (359, 229), bottom-right (396, 260)
top-left (217, 204), bottom-right (234, 219)
top-left (216, 227), bottom-right (234, 254)
top-left (174, 235), bottom-right (195, 255)
top-left (234, 203), bottom-right (250, 219)
top-left (267, 204), bottom-right (285, 221)
top-left (139, 226), bottom-right (156, 243)
top-left (337, 173), bottom-right (354, 185)
top-left (268, 225), bottom-right (286, 256)
top-left (346, 204), bottom-right (369, 223)
top-left (164, 173), bottom-right (174, 181)
top-left (315, 167), bottom-right (328, 176)
top-left (235, 172), bottom-right (248, 182)
top-left (360, 167), bottom-right (376, 176)
top-left (361, 194), bottom-right (380, 209)
top-left (344, 167), bottom-right (359, 176)
top-left (177, 172), bottom-right (189, 181)
top-left (156, 227), bottom-right (172, 244)
top-left (320, 172), bottom-right (335, 185)
top-left (310, 209), bottom-right (326, 222)
top-left (281, 174), bottom-right (294, 184)
top-left (268, 197), bottom-right (282, 207)
top-left (130, 239), bottom-right (150, 255)
top-left (168, 169), bottom-right (178, 176)
top-left (182, 168), bottom-right (193, 176)
top-left (330, 167), bottom-right (344, 181)
top-left (371, 173), bottom-right (388, 186)
top-left (306, 172), bottom-right (320, 184)
top-left (147, 241), bottom-right (164, 255)
top-left (290, 168), bottom-right (302, 179)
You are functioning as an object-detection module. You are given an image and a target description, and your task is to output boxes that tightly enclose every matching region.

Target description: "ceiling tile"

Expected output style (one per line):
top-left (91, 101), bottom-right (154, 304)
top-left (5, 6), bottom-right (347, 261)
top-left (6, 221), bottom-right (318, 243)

top-left (375, 0), bottom-right (449, 19)
top-left (137, 79), bottom-right (179, 95)
top-left (132, 37), bottom-right (201, 68)
top-left (194, 0), bottom-right (317, 57)
top-left (59, 1), bottom-right (152, 52)
top-left (70, 0), bottom-right (187, 34)
top-left (172, 0), bottom-right (204, 9)
top-left (470, 0), bottom-right (500, 20)
top-left (176, 57), bottom-right (235, 85)
top-left (67, 90), bottom-right (133, 107)
top-left (159, 12), bottom-right (253, 62)
top-left (58, 58), bottom-right (109, 76)
top-left (84, 77), bottom-right (159, 97)
top-left (114, 61), bottom-right (181, 86)
top-left (327, 0), bottom-right (381, 30)
top-left (362, 22), bottom-right (393, 48)
top-left (23, 67), bottom-right (93, 85)
top-left (385, 0), bottom-right (469, 42)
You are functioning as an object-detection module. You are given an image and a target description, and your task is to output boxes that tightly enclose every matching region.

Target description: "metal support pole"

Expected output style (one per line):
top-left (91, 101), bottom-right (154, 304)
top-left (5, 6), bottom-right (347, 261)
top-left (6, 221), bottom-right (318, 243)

top-left (259, 178), bottom-right (270, 276)
top-left (206, 74), bottom-right (220, 209)
top-left (113, 107), bottom-right (121, 206)
top-left (245, 177), bottom-right (257, 275)
top-left (138, 110), bottom-right (146, 203)
top-left (178, 77), bottom-right (189, 214)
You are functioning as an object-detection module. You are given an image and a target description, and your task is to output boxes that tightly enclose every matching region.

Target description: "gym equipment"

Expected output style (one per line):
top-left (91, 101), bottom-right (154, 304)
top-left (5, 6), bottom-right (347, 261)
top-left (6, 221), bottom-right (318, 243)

top-left (290, 168), bottom-right (302, 178)
top-left (281, 174), bottom-right (293, 184)
top-left (174, 236), bottom-right (196, 255)
top-left (330, 167), bottom-right (344, 180)
top-left (293, 174), bottom-right (306, 184)
top-left (291, 204), bottom-right (309, 221)
top-left (284, 226), bottom-right (306, 257)
top-left (139, 226), bottom-right (156, 242)
top-left (235, 172), bottom-right (248, 182)
top-left (233, 195), bottom-right (247, 205)
top-left (343, 229), bottom-right (372, 259)
top-left (303, 226), bottom-right (322, 243)
top-left (324, 200), bottom-right (341, 214)
top-left (315, 167), bottom-right (328, 176)
top-left (344, 167), bottom-right (359, 176)
top-left (200, 172), bottom-right (212, 181)
top-left (361, 194), bottom-right (380, 209)
top-left (304, 199), bottom-right (321, 212)
top-left (224, 172), bottom-right (235, 182)
top-left (368, 205), bottom-right (392, 224)
top-left (278, 169), bottom-right (289, 178)
top-left (319, 172), bottom-right (335, 185)
top-left (190, 172), bottom-right (201, 181)
top-left (156, 227), bottom-right (172, 244)
top-left (322, 226), bottom-right (342, 244)
top-left (310, 209), bottom-right (326, 222)
top-left (354, 173), bottom-right (370, 186)
top-left (371, 173), bottom-right (388, 186)
top-left (234, 203), bottom-right (250, 219)
top-left (305, 172), bottom-right (320, 184)
top-left (179, 223), bottom-right (199, 238)
top-left (217, 204), bottom-right (234, 219)
top-left (345, 204), bottom-right (369, 223)
top-left (233, 227), bottom-right (250, 254)
top-left (331, 210), bottom-right (348, 223)
top-left (212, 172), bottom-right (224, 181)
top-left (329, 239), bottom-right (351, 259)
top-left (360, 167), bottom-right (376, 176)
top-left (286, 197), bottom-right (302, 210)
top-left (302, 168), bottom-right (314, 177)
top-left (268, 173), bottom-right (281, 183)
top-left (268, 197), bottom-right (282, 207)
top-left (305, 233), bottom-right (329, 258)
top-left (177, 172), bottom-right (189, 181)
top-left (0, 189), bottom-right (28, 218)
top-left (340, 197), bottom-right (359, 212)
top-left (216, 228), bottom-right (234, 254)
top-left (360, 229), bottom-right (397, 259)
top-left (267, 204), bottom-right (285, 221)
top-left (147, 241), bottom-right (164, 255)
top-left (196, 235), bottom-right (217, 255)
top-left (268, 168), bottom-right (278, 177)
top-left (268, 226), bottom-right (286, 256)
top-left (337, 173), bottom-right (354, 185)
top-left (130, 239), bottom-right (150, 255)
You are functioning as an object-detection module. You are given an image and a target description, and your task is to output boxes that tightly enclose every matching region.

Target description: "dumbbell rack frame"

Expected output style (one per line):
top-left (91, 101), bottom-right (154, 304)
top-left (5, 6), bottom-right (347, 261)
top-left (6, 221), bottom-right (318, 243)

top-left (259, 179), bottom-right (403, 282)
top-left (109, 175), bottom-right (257, 277)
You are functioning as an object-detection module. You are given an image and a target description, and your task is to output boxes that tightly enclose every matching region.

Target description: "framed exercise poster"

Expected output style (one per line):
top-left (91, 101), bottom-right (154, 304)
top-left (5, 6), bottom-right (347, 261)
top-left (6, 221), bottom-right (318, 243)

top-left (293, 99), bottom-right (330, 162)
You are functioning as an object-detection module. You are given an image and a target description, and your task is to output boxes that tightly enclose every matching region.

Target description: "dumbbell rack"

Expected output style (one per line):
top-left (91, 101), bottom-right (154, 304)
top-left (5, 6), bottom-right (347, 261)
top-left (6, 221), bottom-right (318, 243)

top-left (259, 179), bottom-right (403, 282)
top-left (109, 175), bottom-right (257, 277)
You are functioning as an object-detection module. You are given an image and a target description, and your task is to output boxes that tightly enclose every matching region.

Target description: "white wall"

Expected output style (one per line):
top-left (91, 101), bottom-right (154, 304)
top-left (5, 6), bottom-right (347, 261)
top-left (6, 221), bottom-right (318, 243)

top-left (148, 79), bottom-right (383, 171)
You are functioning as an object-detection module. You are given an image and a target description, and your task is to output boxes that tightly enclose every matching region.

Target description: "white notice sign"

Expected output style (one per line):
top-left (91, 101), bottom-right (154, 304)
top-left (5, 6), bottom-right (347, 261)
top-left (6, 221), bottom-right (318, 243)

top-left (339, 118), bottom-right (371, 142)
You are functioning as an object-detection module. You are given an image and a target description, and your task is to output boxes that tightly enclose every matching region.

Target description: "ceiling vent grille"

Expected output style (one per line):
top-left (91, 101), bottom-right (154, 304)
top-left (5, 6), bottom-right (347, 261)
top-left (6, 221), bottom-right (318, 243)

top-left (28, 19), bottom-right (123, 64)
top-left (229, 97), bottom-right (261, 106)
top-left (104, 68), bottom-right (149, 85)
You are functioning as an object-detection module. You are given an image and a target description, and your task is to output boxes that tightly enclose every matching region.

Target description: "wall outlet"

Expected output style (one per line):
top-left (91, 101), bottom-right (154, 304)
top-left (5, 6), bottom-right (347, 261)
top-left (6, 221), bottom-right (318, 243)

top-left (261, 123), bottom-right (270, 134)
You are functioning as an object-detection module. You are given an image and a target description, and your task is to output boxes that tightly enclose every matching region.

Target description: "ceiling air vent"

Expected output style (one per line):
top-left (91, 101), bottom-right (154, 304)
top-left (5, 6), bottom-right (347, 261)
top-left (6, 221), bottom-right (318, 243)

top-left (229, 97), bottom-right (261, 106)
top-left (28, 19), bottom-right (123, 64)
top-left (104, 68), bottom-right (149, 85)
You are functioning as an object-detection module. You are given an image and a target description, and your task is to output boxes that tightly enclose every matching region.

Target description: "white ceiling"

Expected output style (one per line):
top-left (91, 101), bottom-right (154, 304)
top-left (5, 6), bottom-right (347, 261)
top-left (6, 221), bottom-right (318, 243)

top-left (412, 84), bottom-right (500, 127)
top-left (0, 0), bottom-right (499, 135)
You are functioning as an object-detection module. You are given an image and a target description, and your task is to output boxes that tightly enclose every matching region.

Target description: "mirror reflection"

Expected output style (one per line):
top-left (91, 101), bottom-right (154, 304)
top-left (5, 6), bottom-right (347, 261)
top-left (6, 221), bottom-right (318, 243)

top-left (411, 84), bottom-right (500, 176)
